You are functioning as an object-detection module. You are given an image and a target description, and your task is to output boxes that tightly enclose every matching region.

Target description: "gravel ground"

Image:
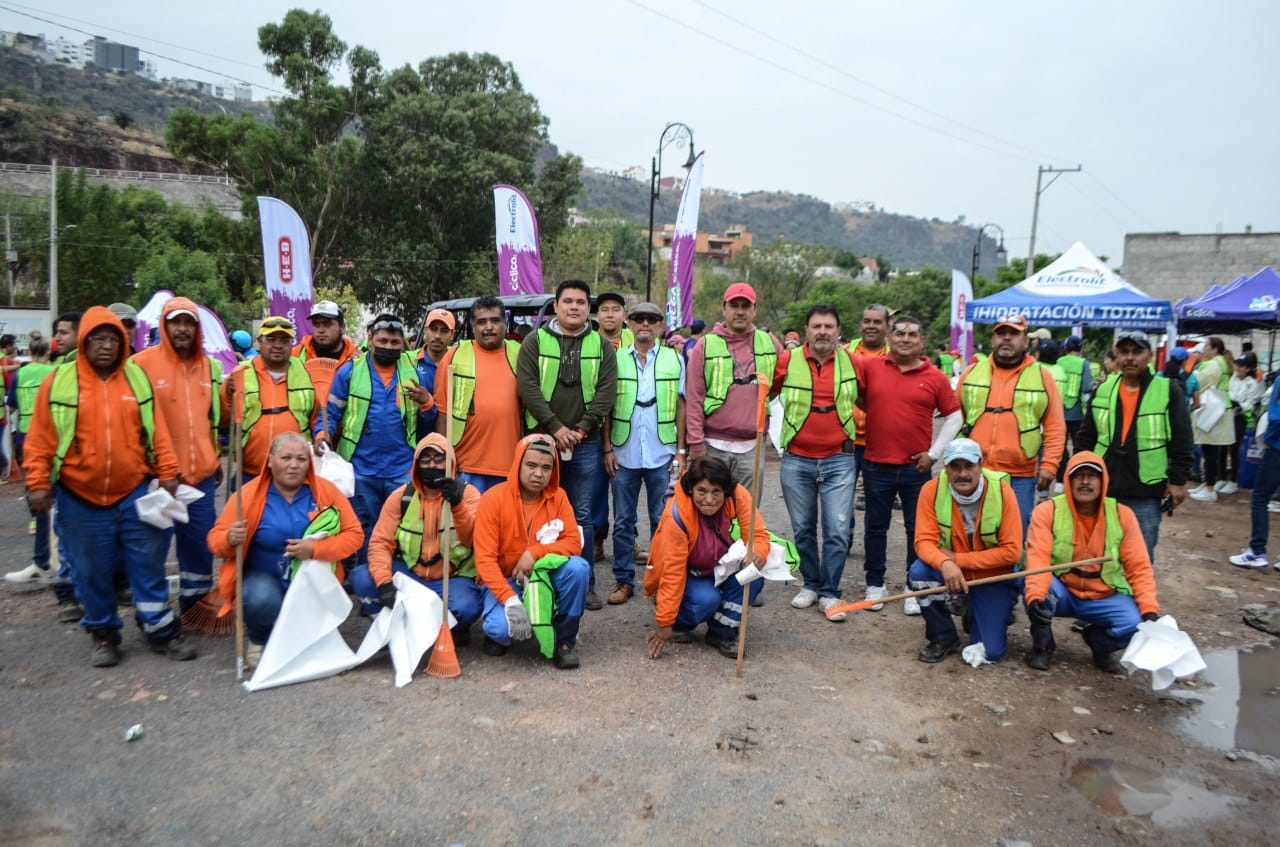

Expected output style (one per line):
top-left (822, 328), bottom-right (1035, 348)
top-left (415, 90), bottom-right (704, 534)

top-left (1, 456), bottom-right (1277, 846)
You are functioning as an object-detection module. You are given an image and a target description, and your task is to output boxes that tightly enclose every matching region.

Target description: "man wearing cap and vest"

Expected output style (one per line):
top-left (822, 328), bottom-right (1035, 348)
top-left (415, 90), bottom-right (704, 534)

top-left (221, 316), bottom-right (316, 480)
top-left (1023, 451), bottom-right (1161, 672)
top-left (1058, 335), bottom-right (1093, 482)
top-left (956, 314), bottom-right (1066, 537)
top-left (590, 291), bottom-right (634, 565)
top-left (908, 438), bottom-right (1023, 663)
top-left (415, 308), bottom-right (455, 440)
top-left (517, 280), bottom-right (618, 610)
top-left (603, 301), bottom-right (686, 605)
top-left (316, 313), bottom-right (434, 578)
top-left (132, 296), bottom-right (225, 614)
top-left (23, 306), bottom-right (196, 667)
top-left (435, 296), bottom-right (523, 494)
top-left (293, 301), bottom-right (358, 411)
top-left (1077, 330), bottom-right (1191, 563)
top-left (771, 304), bottom-right (860, 621)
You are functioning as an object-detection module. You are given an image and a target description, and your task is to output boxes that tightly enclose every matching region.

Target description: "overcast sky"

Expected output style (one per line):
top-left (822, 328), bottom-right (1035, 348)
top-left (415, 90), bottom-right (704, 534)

top-left (10, 1), bottom-right (1280, 269)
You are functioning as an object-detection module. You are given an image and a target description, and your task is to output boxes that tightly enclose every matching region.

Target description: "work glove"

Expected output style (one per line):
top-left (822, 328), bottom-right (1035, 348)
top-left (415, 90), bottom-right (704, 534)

top-left (503, 596), bottom-right (532, 641)
top-left (427, 475), bottom-right (465, 507)
top-left (1026, 599), bottom-right (1054, 627)
top-left (377, 582), bottom-right (396, 610)
top-left (1141, 612), bottom-right (1159, 622)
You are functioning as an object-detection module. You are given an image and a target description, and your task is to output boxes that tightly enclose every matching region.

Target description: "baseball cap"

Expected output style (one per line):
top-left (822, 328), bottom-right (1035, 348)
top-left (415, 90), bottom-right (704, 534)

top-left (691, 318), bottom-right (706, 333)
top-left (107, 302), bottom-right (138, 324)
top-left (524, 434), bottom-right (557, 456)
top-left (1028, 327), bottom-right (1052, 341)
top-left (1234, 355), bottom-right (1253, 367)
top-left (596, 292), bottom-right (626, 309)
top-left (258, 316), bottom-right (296, 338)
top-left (942, 438), bottom-right (983, 466)
top-left (424, 308), bottom-right (456, 331)
top-left (723, 283), bottom-right (757, 304)
top-left (993, 314), bottom-right (1028, 332)
top-left (1115, 330), bottom-right (1152, 350)
top-left (309, 300), bottom-right (343, 321)
top-left (1063, 334), bottom-right (1084, 351)
top-left (1168, 346), bottom-right (1189, 361)
top-left (166, 308), bottom-right (197, 321)
top-left (627, 302), bottom-right (664, 321)
top-left (1069, 460), bottom-right (1104, 476)
top-left (230, 330), bottom-right (253, 351)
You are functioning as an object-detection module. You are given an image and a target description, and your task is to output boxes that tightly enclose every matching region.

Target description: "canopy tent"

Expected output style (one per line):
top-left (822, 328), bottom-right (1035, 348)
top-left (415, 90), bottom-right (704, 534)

top-left (967, 242), bottom-right (1173, 329)
top-left (1177, 266), bottom-right (1280, 333)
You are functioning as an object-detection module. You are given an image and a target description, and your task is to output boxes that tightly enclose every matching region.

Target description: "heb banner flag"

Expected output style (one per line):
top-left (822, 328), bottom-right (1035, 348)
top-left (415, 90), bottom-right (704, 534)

top-left (257, 197), bottom-right (314, 337)
top-left (950, 269), bottom-right (974, 362)
top-left (493, 184), bottom-right (544, 295)
top-left (666, 151), bottom-right (704, 329)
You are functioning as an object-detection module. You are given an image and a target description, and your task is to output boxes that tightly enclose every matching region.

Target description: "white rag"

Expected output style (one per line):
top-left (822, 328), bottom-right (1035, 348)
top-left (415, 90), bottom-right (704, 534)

top-left (961, 643), bottom-right (993, 667)
top-left (1119, 614), bottom-right (1207, 690)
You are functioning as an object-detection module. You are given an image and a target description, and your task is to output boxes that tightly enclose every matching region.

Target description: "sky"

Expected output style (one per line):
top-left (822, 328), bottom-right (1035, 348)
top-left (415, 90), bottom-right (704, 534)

top-left (7, 1), bottom-right (1280, 270)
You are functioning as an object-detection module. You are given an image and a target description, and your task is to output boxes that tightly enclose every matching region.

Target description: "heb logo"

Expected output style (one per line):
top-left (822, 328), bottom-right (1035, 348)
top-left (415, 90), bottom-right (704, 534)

top-left (957, 293), bottom-right (967, 321)
top-left (278, 237), bottom-right (294, 283)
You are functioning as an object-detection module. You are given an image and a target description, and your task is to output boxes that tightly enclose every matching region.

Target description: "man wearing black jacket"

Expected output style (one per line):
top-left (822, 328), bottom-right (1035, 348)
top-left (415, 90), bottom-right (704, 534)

top-left (1077, 331), bottom-right (1192, 563)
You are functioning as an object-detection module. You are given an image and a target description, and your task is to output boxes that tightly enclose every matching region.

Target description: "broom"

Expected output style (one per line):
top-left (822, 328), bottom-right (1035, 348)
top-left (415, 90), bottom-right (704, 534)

top-left (181, 380), bottom-right (237, 635)
top-left (734, 375), bottom-right (769, 678)
top-left (425, 365), bottom-right (461, 678)
top-left (232, 413), bottom-right (246, 681)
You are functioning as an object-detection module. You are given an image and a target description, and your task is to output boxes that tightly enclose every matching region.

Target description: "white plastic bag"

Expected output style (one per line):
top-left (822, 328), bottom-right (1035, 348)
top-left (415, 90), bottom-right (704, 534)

top-left (1119, 614), bottom-right (1206, 691)
top-left (135, 481), bottom-right (176, 529)
top-left (1192, 387), bottom-right (1225, 432)
top-left (314, 447), bottom-right (355, 497)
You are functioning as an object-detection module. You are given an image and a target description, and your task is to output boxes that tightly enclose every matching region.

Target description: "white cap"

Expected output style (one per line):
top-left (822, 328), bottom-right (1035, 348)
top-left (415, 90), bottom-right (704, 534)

top-left (166, 309), bottom-right (197, 321)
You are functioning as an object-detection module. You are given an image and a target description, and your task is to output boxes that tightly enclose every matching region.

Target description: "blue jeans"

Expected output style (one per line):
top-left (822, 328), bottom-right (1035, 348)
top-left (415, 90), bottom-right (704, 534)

top-left (1117, 496), bottom-right (1161, 565)
top-left (1039, 576), bottom-right (1143, 642)
top-left (348, 560), bottom-right (483, 628)
top-left (479, 557), bottom-right (590, 648)
top-left (1249, 445), bottom-right (1280, 555)
top-left (242, 569), bottom-right (285, 645)
top-left (351, 474), bottom-right (411, 569)
top-left (611, 464), bottom-right (671, 588)
top-left (56, 481), bottom-right (177, 642)
top-left (591, 447), bottom-right (611, 541)
top-left (163, 474), bottom-right (217, 601)
top-left (556, 438), bottom-right (601, 586)
top-left (862, 459), bottom-right (929, 587)
top-left (676, 574), bottom-right (764, 638)
top-left (459, 471), bottom-right (505, 494)
top-left (908, 559), bottom-right (1016, 660)
top-left (29, 495), bottom-right (50, 568)
top-left (1008, 476), bottom-right (1037, 540)
top-left (781, 451), bottom-right (857, 598)
top-left (52, 503), bottom-right (77, 604)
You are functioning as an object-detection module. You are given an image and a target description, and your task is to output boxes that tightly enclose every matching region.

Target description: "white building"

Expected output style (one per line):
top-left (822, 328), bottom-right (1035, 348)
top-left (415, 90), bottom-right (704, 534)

top-left (51, 36), bottom-right (94, 66)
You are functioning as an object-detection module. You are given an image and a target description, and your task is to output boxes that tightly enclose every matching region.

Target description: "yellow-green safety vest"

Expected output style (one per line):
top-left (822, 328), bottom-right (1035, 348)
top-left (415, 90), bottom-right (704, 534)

top-left (393, 488), bottom-right (476, 578)
top-left (285, 506), bottom-right (342, 581)
top-left (524, 328), bottom-right (603, 430)
top-left (14, 361), bottom-right (55, 434)
top-left (335, 353), bottom-right (419, 461)
top-left (1050, 495), bottom-right (1131, 595)
top-left (1091, 374), bottom-right (1171, 484)
top-left (778, 349), bottom-right (858, 450)
top-left (934, 468), bottom-right (1009, 550)
top-left (611, 345), bottom-right (682, 447)
top-left (241, 359), bottom-right (315, 447)
top-left (47, 360), bottom-right (157, 484)
top-left (1059, 354), bottom-right (1087, 409)
top-left (447, 340), bottom-right (520, 446)
top-left (702, 330), bottom-right (777, 416)
top-left (960, 358), bottom-right (1050, 459)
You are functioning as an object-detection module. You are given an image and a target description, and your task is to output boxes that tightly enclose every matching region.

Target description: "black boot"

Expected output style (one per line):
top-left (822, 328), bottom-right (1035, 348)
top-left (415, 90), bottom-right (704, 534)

top-left (1025, 623), bottom-right (1056, 671)
top-left (1081, 625), bottom-right (1125, 673)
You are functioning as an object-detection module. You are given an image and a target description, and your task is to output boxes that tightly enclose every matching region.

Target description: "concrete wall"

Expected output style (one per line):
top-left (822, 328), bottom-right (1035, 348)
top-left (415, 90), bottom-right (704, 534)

top-left (0, 164), bottom-right (243, 220)
top-left (1123, 231), bottom-right (1280, 305)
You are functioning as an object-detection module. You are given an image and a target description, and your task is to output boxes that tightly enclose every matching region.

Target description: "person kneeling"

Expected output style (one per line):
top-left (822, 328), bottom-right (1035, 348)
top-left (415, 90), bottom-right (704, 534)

top-left (1023, 451), bottom-right (1160, 673)
top-left (208, 433), bottom-right (364, 672)
top-left (909, 438), bottom-right (1023, 663)
top-left (472, 435), bottom-right (590, 669)
top-left (645, 456), bottom-right (770, 659)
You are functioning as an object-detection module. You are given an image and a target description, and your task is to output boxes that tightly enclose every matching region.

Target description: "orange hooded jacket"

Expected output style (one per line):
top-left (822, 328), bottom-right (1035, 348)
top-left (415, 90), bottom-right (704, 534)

top-left (1024, 450), bottom-right (1159, 616)
top-left (207, 451), bottom-right (363, 616)
top-left (367, 433), bottom-right (480, 587)
top-left (472, 435), bottom-right (581, 605)
top-left (23, 306), bottom-right (181, 505)
top-left (644, 480), bottom-right (770, 628)
top-left (131, 296), bottom-right (221, 485)
top-left (914, 472), bottom-right (1023, 580)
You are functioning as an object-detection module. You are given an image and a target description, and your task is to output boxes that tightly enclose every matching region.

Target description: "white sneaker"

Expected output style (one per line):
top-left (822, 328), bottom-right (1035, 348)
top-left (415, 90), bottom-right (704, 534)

top-left (1188, 486), bottom-right (1218, 503)
top-left (1218, 481), bottom-right (1239, 495)
top-left (4, 563), bottom-right (54, 584)
top-left (903, 596), bottom-right (922, 616)
top-left (791, 588), bottom-right (818, 609)
top-left (1269, 501), bottom-right (1280, 513)
top-left (865, 585), bottom-right (887, 611)
top-left (818, 596), bottom-right (847, 622)
top-left (1229, 549), bottom-right (1270, 569)
top-left (1213, 480), bottom-right (1228, 492)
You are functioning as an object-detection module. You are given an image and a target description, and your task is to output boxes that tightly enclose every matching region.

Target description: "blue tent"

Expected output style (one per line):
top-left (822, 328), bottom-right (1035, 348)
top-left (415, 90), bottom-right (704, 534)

top-left (968, 242), bottom-right (1172, 330)
top-left (1178, 266), bottom-right (1280, 332)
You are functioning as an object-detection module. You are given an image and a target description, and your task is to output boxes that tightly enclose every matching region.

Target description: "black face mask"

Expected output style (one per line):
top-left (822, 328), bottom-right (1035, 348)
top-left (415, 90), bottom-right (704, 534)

top-left (418, 466), bottom-right (445, 488)
top-left (371, 346), bottom-right (401, 365)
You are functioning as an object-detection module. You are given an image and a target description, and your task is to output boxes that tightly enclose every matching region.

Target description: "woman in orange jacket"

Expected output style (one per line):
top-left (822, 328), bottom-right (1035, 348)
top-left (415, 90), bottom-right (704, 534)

top-left (645, 456), bottom-right (770, 659)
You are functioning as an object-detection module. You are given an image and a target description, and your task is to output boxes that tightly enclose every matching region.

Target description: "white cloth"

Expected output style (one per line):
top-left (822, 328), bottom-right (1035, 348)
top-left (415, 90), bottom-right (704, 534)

top-left (961, 643), bottom-right (993, 667)
top-left (1119, 614), bottom-right (1206, 691)
top-left (535, 519), bottom-right (565, 545)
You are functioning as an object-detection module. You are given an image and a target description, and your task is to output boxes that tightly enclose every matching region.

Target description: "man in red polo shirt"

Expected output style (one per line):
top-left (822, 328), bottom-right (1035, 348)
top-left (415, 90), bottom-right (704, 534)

top-left (854, 314), bottom-right (962, 613)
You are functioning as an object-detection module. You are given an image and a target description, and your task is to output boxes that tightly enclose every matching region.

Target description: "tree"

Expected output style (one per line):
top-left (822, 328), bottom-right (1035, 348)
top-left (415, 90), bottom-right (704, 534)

top-left (112, 110), bottom-right (133, 129)
top-left (726, 242), bottom-right (838, 330)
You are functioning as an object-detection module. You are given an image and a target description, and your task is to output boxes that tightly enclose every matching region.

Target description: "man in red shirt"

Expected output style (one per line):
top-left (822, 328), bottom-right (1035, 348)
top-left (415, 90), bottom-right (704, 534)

top-left (854, 315), bottom-right (962, 612)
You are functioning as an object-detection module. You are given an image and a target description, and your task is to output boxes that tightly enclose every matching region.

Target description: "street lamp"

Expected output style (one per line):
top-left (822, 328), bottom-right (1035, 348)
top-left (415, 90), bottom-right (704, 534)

top-left (971, 223), bottom-right (1007, 282)
top-left (645, 121), bottom-right (696, 303)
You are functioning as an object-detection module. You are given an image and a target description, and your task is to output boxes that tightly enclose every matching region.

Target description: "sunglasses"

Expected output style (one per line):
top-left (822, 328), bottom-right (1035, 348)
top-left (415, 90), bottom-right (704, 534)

top-left (629, 314), bottom-right (662, 324)
top-left (370, 320), bottom-right (405, 334)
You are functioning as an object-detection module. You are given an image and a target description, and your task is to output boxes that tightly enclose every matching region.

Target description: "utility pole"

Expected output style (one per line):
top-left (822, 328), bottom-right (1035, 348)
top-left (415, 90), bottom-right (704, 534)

top-left (48, 157), bottom-right (57, 317)
top-left (1027, 164), bottom-right (1081, 277)
top-left (5, 212), bottom-right (13, 307)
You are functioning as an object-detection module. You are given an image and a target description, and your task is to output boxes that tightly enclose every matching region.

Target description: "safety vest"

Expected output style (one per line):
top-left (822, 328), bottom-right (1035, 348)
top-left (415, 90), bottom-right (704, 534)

top-left (960, 357), bottom-right (1050, 459)
top-left (938, 352), bottom-right (955, 375)
top-left (849, 337), bottom-right (888, 356)
top-left (1091, 374), bottom-right (1172, 484)
top-left (448, 340), bottom-right (520, 446)
top-left (600, 328), bottom-right (634, 349)
top-left (285, 506), bottom-right (342, 581)
top-left (14, 361), bottom-right (55, 434)
top-left (524, 329), bottom-right (603, 429)
top-left (241, 359), bottom-right (315, 447)
top-left (336, 353), bottom-right (419, 461)
top-left (47, 360), bottom-right (157, 484)
top-left (1044, 362), bottom-right (1066, 392)
top-left (1089, 360), bottom-right (1101, 383)
top-left (393, 489), bottom-right (476, 578)
top-left (204, 357), bottom-right (224, 448)
top-left (1049, 495), bottom-right (1131, 595)
top-left (1059, 355), bottom-right (1087, 409)
top-left (702, 330), bottom-right (777, 416)
top-left (933, 468), bottom-right (1009, 551)
top-left (611, 345), bottom-right (681, 447)
top-left (778, 349), bottom-right (858, 450)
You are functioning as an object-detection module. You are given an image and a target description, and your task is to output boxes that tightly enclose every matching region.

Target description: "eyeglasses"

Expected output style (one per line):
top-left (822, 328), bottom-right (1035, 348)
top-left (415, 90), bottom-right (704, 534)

top-left (85, 333), bottom-right (122, 346)
top-left (369, 319), bottom-right (405, 334)
top-left (629, 314), bottom-right (662, 325)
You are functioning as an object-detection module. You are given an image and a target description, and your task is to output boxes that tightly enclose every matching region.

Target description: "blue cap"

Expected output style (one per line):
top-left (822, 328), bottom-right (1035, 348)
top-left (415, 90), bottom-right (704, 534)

top-left (691, 318), bottom-right (707, 333)
top-left (1063, 334), bottom-right (1084, 351)
top-left (942, 438), bottom-right (983, 465)
top-left (1169, 346), bottom-right (1189, 361)
top-left (230, 330), bottom-right (253, 351)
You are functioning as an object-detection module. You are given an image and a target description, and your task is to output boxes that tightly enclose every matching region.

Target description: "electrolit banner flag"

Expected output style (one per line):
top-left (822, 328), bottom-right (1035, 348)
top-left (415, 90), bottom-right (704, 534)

top-left (257, 197), bottom-right (314, 337)
top-left (493, 184), bottom-right (544, 295)
top-left (666, 151), bottom-right (705, 329)
top-left (950, 269), bottom-right (974, 361)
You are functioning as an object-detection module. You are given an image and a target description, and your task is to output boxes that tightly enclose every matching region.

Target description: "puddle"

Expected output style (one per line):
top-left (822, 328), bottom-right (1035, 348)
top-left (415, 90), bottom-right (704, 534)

top-left (1177, 642), bottom-right (1280, 758)
top-left (1067, 758), bottom-right (1237, 827)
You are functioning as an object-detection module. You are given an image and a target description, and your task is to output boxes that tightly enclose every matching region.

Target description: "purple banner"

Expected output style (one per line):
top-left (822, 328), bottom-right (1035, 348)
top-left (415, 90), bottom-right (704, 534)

top-left (666, 152), bottom-right (704, 329)
top-left (493, 184), bottom-right (544, 295)
top-left (257, 197), bottom-right (314, 336)
top-left (950, 269), bottom-right (974, 363)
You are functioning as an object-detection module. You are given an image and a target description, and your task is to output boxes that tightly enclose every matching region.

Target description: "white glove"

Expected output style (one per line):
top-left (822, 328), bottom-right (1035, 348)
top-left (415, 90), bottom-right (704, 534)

top-left (503, 595), bottom-right (532, 641)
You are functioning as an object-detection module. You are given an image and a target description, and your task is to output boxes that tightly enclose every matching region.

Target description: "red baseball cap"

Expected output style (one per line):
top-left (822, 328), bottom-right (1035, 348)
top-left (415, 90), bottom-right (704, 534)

top-left (723, 283), bottom-right (757, 304)
top-left (993, 314), bottom-right (1028, 332)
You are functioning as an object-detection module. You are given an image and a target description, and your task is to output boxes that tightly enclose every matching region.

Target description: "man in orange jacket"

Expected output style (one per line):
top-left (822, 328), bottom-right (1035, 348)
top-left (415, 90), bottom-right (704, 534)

top-left (1023, 451), bottom-right (1160, 672)
top-left (24, 306), bottom-right (195, 667)
top-left (473, 434), bottom-right (590, 669)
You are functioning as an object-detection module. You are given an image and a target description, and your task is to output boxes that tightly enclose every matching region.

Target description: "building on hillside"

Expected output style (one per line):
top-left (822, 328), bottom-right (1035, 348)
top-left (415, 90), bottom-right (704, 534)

top-left (652, 225), bottom-right (753, 265)
top-left (91, 36), bottom-right (141, 74)
top-left (621, 165), bottom-right (648, 182)
top-left (51, 36), bottom-right (94, 66)
top-left (1122, 228), bottom-right (1280, 306)
top-left (171, 78), bottom-right (215, 96)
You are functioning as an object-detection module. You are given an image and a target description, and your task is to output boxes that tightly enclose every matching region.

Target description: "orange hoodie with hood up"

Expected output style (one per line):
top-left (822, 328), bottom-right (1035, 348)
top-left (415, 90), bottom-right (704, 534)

top-left (472, 434), bottom-right (581, 605)
top-left (366, 433), bottom-right (481, 587)
top-left (131, 296), bottom-right (221, 485)
top-left (24, 306), bottom-right (181, 505)
top-left (1024, 450), bottom-right (1159, 616)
